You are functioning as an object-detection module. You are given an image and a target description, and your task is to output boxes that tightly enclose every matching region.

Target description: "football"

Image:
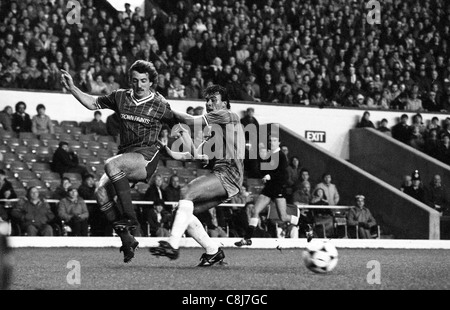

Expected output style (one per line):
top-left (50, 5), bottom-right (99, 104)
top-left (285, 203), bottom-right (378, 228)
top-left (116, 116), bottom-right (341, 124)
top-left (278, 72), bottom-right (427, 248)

top-left (302, 240), bottom-right (339, 274)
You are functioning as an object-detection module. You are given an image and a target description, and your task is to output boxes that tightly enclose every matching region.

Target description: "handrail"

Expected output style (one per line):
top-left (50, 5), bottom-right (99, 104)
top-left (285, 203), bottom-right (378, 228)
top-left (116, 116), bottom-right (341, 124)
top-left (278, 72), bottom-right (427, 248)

top-left (1, 199), bottom-right (351, 209)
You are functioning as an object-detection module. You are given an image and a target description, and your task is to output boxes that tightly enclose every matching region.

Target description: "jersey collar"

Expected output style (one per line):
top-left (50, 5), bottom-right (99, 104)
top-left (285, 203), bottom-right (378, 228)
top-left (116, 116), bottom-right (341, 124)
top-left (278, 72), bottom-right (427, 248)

top-left (130, 90), bottom-right (155, 106)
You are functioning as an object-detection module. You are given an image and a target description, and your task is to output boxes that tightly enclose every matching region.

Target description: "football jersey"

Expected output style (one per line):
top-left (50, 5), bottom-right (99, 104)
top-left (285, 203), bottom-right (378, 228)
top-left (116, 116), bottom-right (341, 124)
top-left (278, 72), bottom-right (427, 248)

top-left (201, 109), bottom-right (245, 177)
top-left (95, 89), bottom-right (172, 153)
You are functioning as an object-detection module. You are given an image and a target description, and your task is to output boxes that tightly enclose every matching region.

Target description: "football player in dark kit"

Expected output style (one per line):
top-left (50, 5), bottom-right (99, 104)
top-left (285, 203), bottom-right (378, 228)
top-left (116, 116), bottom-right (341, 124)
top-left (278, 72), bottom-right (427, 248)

top-left (235, 135), bottom-right (313, 247)
top-left (61, 60), bottom-right (173, 263)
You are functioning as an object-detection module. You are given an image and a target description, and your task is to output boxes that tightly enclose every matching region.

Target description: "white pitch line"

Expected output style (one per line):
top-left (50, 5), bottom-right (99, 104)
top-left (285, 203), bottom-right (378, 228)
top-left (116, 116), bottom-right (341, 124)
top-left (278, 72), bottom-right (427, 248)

top-left (7, 237), bottom-right (450, 249)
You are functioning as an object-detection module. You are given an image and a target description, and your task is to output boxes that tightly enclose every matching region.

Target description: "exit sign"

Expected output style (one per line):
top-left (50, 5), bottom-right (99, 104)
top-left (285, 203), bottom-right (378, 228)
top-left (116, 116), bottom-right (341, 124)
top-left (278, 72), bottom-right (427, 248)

top-left (305, 131), bottom-right (326, 143)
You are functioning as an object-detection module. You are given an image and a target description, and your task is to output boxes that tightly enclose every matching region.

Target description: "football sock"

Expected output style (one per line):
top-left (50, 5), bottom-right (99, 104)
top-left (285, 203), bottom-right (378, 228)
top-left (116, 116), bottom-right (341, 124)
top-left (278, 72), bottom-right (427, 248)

top-left (186, 215), bottom-right (218, 255)
top-left (99, 201), bottom-right (119, 223)
top-left (168, 200), bottom-right (194, 249)
top-left (290, 215), bottom-right (300, 226)
top-left (244, 217), bottom-right (259, 240)
top-left (109, 171), bottom-right (136, 221)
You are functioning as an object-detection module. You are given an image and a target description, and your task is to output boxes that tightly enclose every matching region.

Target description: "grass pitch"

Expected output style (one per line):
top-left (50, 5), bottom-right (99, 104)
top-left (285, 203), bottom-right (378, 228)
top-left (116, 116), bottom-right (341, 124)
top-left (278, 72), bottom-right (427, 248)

top-left (8, 247), bottom-right (450, 290)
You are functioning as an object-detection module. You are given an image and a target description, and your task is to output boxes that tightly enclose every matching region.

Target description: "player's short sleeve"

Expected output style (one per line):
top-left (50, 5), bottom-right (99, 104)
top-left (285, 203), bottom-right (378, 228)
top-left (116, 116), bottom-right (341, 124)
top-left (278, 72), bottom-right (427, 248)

top-left (95, 90), bottom-right (118, 110)
top-left (160, 96), bottom-right (173, 121)
top-left (203, 110), bottom-right (235, 126)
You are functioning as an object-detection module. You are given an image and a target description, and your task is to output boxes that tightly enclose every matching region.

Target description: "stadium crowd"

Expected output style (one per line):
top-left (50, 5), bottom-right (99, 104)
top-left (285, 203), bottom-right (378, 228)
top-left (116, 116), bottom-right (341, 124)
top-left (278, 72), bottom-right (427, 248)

top-left (1, 0), bottom-right (450, 111)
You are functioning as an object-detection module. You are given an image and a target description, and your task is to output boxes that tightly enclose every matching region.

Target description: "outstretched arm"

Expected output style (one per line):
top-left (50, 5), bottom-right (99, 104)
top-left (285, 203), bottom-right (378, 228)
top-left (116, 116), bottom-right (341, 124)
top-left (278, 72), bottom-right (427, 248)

top-left (60, 69), bottom-right (98, 110)
top-left (173, 110), bottom-right (206, 127)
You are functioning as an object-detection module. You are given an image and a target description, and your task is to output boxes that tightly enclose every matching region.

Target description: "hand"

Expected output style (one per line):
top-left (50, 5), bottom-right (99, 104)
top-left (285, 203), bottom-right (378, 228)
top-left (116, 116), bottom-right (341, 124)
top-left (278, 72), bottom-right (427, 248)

top-left (358, 222), bottom-right (368, 229)
top-left (60, 69), bottom-right (75, 91)
top-left (262, 174), bottom-right (271, 183)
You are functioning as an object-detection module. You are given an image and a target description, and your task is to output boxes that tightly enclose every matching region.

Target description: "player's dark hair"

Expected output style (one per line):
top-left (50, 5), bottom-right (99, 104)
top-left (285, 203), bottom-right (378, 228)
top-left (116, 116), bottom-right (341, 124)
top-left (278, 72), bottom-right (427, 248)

top-left (128, 60), bottom-right (158, 85)
top-left (203, 85), bottom-right (230, 109)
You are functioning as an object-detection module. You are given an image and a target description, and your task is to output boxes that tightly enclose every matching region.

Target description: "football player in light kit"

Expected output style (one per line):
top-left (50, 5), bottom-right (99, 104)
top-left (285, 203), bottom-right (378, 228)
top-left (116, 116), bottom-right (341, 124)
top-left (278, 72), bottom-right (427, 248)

top-left (235, 135), bottom-right (314, 247)
top-left (61, 60), bottom-right (173, 263)
top-left (150, 85), bottom-right (246, 266)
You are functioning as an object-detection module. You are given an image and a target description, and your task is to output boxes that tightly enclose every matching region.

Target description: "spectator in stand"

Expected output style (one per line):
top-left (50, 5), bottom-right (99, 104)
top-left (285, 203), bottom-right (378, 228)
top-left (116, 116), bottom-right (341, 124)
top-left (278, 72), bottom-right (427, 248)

top-left (292, 88), bottom-right (310, 106)
top-left (0, 169), bottom-right (17, 222)
top-left (197, 206), bottom-right (228, 238)
top-left (142, 174), bottom-right (165, 235)
top-left (314, 172), bottom-right (340, 206)
top-left (11, 187), bottom-right (54, 236)
top-left (437, 134), bottom-right (450, 165)
top-left (310, 187), bottom-right (334, 238)
top-left (86, 111), bottom-right (108, 136)
top-left (424, 128), bottom-right (440, 159)
top-left (406, 89), bottom-right (424, 112)
top-left (403, 170), bottom-right (426, 203)
top-left (163, 175), bottom-right (181, 204)
top-left (104, 74), bottom-right (121, 94)
top-left (407, 125), bottom-right (426, 152)
top-left (427, 117), bottom-right (441, 134)
top-left (392, 114), bottom-right (411, 144)
top-left (346, 195), bottom-right (377, 239)
top-left (52, 177), bottom-right (72, 200)
top-left (184, 77), bottom-right (202, 99)
top-left (356, 111), bottom-right (375, 128)
top-left (400, 174), bottom-right (413, 193)
top-left (377, 119), bottom-right (392, 137)
top-left (51, 141), bottom-right (89, 178)
top-left (292, 181), bottom-right (312, 206)
top-left (31, 104), bottom-right (54, 137)
top-left (0, 106), bottom-right (13, 131)
top-left (167, 76), bottom-right (185, 99)
top-left (12, 101), bottom-right (32, 133)
top-left (424, 174), bottom-right (449, 215)
top-left (57, 187), bottom-right (89, 236)
top-left (422, 91), bottom-right (444, 112)
top-left (147, 200), bottom-right (172, 237)
top-left (286, 156), bottom-right (302, 197)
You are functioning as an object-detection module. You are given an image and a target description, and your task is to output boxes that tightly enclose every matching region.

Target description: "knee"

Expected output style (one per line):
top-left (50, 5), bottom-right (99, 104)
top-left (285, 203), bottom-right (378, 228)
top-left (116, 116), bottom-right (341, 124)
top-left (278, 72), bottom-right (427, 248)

top-left (95, 186), bottom-right (108, 204)
top-left (26, 225), bottom-right (37, 236)
top-left (104, 158), bottom-right (121, 176)
top-left (42, 225), bottom-right (53, 236)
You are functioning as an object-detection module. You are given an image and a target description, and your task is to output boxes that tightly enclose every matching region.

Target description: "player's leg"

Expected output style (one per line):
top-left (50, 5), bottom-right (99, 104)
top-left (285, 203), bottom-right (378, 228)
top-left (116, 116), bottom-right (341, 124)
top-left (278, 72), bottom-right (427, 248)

top-left (273, 197), bottom-right (313, 242)
top-left (235, 193), bottom-right (271, 246)
top-left (95, 173), bottom-right (138, 263)
top-left (150, 174), bottom-right (227, 262)
top-left (103, 153), bottom-right (148, 227)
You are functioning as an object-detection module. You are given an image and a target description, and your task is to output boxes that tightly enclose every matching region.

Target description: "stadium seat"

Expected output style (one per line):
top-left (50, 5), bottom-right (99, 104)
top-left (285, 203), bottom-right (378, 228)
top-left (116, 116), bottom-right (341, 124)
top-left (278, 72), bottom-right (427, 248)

top-left (156, 166), bottom-right (173, 178)
top-left (184, 161), bottom-right (202, 169)
top-left (90, 164), bottom-right (105, 177)
top-left (9, 161), bottom-right (30, 172)
top-left (166, 160), bottom-right (183, 168)
top-left (87, 141), bottom-right (102, 151)
top-left (19, 132), bottom-right (37, 140)
top-left (35, 146), bottom-right (52, 162)
top-left (39, 133), bottom-right (57, 142)
top-left (23, 138), bottom-right (43, 149)
top-left (53, 126), bottom-right (64, 136)
top-left (69, 141), bottom-right (83, 150)
top-left (97, 135), bottom-right (115, 148)
top-left (67, 126), bottom-right (83, 136)
top-left (5, 138), bottom-right (22, 150)
top-left (44, 139), bottom-right (60, 149)
top-left (348, 224), bottom-right (381, 239)
top-left (22, 179), bottom-right (47, 190)
top-left (0, 145), bottom-right (11, 153)
top-left (60, 121), bottom-right (78, 128)
top-left (22, 153), bottom-right (39, 163)
top-left (85, 155), bottom-right (102, 165)
top-left (75, 148), bottom-right (94, 159)
top-left (58, 133), bottom-right (75, 142)
top-left (31, 162), bottom-right (52, 174)
top-left (0, 130), bottom-right (16, 139)
top-left (2, 153), bottom-right (20, 164)
top-left (13, 145), bottom-right (31, 157)
top-left (63, 172), bottom-right (82, 182)
top-left (96, 148), bottom-right (113, 161)
top-left (14, 170), bottom-right (38, 182)
top-left (78, 134), bottom-right (96, 146)
top-left (51, 120), bottom-right (59, 127)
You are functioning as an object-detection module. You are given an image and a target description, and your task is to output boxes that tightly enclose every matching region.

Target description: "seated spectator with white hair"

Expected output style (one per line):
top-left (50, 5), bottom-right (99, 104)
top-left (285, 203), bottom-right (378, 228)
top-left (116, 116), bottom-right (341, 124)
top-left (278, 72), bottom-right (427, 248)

top-left (11, 187), bottom-right (55, 236)
top-left (346, 194), bottom-right (377, 239)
